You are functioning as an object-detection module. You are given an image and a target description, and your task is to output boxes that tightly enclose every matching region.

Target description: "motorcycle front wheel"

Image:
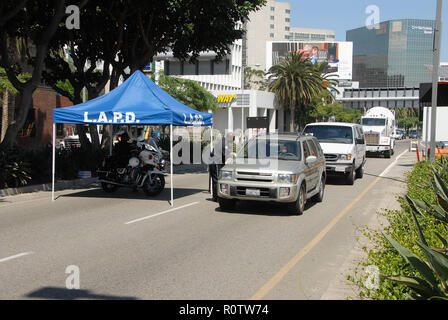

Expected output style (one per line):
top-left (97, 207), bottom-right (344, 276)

top-left (142, 175), bottom-right (165, 196)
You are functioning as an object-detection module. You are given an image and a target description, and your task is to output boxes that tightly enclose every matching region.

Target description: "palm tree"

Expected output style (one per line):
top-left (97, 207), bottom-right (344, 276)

top-left (268, 51), bottom-right (325, 132)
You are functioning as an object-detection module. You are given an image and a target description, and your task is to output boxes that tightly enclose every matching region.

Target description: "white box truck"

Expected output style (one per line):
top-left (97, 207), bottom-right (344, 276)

top-left (361, 106), bottom-right (396, 158)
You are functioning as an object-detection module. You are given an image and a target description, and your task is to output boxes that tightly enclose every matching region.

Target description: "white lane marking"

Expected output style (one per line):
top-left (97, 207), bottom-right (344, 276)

top-left (379, 149), bottom-right (409, 178)
top-left (125, 202), bottom-right (199, 225)
top-left (0, 252), bottom-right (34, 263)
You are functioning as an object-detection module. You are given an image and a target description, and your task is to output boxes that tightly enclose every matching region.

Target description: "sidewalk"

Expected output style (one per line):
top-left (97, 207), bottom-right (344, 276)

top-left (0, 177), bottom-right (98, 197)
top-left (320, 150), bottom-right (417, 300)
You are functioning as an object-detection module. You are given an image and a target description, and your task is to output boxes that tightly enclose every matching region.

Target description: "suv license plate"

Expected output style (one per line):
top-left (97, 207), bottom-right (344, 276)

top-left (246, 189), bottom-right (260, 197)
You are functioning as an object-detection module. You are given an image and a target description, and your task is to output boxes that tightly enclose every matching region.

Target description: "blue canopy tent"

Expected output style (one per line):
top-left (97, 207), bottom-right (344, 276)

top-left (52, 70), bottom-right (213, 206)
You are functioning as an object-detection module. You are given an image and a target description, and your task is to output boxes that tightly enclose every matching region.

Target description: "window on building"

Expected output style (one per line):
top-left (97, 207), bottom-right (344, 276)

top-left (270, 6), bottom-right (275, 11)
top-left (270, 24), bottom-right (274, 29)
top-left (285, 26), bottom-right (290, 31)
top-left (285, 9), bottom-right (290, 14)
top-left (311, 34), bottom-right (325, 40)
top-left (270, 33), bottom-right (274, 38)
top-left (285, 18), bottom-right (290, 22)
top-left (270, 15), bottom-right (274, 20)
top-left (198, 60), bottom-right (211, 74)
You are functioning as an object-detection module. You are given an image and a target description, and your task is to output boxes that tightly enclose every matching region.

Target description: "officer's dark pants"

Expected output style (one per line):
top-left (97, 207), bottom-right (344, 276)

top-left (209, 163), bottom-right (224, 201)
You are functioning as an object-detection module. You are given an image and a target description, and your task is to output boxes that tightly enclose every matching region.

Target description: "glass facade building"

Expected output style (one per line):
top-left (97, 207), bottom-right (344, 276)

top-left (347, 19), bottom-right (435, 88)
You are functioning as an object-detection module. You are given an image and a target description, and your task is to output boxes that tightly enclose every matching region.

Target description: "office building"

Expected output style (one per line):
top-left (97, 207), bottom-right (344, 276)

top-left (347, 19), bottom-right (436, 88)
top-left (338, 86), bottom-right (420, 110)
top-left (440, 63), bottom-right (448, 81)
top-left (245, 0), bottom-right (291, 71)
top-left (154, 22), bottom-right (244, 91)
top-left (289, 27), bottom-right (335, 42)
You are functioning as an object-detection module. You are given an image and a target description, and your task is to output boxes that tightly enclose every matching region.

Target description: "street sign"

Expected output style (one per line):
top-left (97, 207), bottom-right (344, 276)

top-left (246, 117), bottom-right (269, 129)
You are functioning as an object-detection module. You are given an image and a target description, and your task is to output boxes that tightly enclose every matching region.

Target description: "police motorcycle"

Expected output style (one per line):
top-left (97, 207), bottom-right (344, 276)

top-left (97, 137), bottom-right (167, 196)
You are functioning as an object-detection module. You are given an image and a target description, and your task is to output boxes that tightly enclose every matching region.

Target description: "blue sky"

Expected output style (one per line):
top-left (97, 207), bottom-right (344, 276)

top-left (289, 0), bottom-right (448, 62)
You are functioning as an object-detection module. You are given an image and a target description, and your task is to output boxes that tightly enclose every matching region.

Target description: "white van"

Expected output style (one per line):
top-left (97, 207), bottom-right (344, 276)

top-left (303, 123), bottom-right (366, 185)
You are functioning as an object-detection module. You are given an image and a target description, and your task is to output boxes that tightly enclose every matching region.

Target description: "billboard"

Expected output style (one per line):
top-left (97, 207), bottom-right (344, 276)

top-left (266, 41), bottom-right (353, 80)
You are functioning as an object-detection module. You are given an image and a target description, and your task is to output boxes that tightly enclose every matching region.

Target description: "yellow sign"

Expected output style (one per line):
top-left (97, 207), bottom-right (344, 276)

top-left (217, 94), bottom-right (237, 103)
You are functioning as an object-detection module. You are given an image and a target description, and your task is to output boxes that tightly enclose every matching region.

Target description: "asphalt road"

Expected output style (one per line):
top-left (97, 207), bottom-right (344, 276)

top-left (0, 140), bottom-right (414, 300)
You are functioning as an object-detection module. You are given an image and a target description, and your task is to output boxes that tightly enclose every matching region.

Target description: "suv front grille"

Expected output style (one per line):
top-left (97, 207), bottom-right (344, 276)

top-left (235, 171), bottom-right (273, 182)
top-left (324, 154), bottom-right (338, 162)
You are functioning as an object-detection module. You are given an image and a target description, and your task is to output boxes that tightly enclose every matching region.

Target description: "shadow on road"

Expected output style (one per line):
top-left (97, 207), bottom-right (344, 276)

top-left (363, 172), bottom-right (406, 183)
top-left (214, 199), bottom-right (317, 217)
top-left (58, 187), bottom-right (206, 202)
top-left (25, 287), bottom-right (137, 300)
top-left (324, 175), bottom-right (350, 186)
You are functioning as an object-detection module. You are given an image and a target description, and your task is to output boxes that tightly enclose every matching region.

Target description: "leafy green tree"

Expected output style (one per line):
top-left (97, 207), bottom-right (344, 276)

top-left (0, 0), bottom-right (76, 148)
top-left (268, 52), bottom-right (336, 132)
top-left (305, 90), bottom-right (361, 124)
top-left (397, 117), bottom-right (422, 132)
top-left (244, 67), bottom-right (267, 90)
top-left (158, 75), bottom-right (218, 112)
top-left (1, 0), bottom-right (266, 148)
top-left (1, 67), bottom-right (29, 142)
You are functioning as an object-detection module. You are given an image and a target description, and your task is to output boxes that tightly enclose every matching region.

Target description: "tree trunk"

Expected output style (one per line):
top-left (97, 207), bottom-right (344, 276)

top-left (88, 124), bottom-right (101, 151)
top-left (1, 89), bottom-right (8, 142)
top-left (289, 104), bottom-right (295, 133)
top-left (0, 86), bottom-right (34, 148)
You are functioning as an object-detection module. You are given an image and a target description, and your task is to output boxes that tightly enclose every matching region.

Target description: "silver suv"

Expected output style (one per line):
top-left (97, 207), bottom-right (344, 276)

top-left (217, 134), bottom-right (326, 215)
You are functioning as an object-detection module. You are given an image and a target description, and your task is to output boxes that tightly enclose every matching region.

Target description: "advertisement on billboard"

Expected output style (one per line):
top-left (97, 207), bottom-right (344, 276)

top-left (266, 41), bottom-right (353, 80)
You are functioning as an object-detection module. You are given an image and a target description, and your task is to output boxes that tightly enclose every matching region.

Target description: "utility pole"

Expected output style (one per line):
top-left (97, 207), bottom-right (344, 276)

top-left (429, 0), bottom-right (442, 163)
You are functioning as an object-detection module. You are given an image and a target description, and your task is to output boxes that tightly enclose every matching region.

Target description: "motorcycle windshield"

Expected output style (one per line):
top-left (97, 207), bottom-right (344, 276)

top-left (146, 138), bottom-right (161, 154)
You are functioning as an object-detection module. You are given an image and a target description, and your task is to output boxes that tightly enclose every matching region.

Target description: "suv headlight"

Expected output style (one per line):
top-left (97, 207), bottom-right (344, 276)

top-left (339, 154), bottom-right (352, 161)
top-left (219, 170), bottom-right (233, 180)
top-left (277, 174), bottom-right (297, 183)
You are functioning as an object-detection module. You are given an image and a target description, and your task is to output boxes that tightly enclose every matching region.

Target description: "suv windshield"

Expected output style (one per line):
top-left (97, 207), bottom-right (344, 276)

top-left (240, 138), bottom-right (301, 161)
top-left (361, 118), bottom-right (386, 126)
top-left (304, 126), bottom-right (353, 144)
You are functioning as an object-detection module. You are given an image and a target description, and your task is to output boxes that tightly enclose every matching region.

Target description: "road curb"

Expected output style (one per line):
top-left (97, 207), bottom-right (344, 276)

top-left (0, 178), bottom-right (98, 197)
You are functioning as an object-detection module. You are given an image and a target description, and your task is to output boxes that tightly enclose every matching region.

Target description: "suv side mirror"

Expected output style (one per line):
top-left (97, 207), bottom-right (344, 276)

top-left (305, 155), bottom-right (317, 165)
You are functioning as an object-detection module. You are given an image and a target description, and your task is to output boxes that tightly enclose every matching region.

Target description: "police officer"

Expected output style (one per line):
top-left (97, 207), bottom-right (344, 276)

top-left (209, 133), bottom-right (233, 202)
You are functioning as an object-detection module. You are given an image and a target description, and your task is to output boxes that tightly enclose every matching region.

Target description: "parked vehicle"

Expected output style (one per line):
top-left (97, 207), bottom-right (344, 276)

top-left (409, 131), bottom-right (420, 139)
top-left (217, 134), bottom-right (326, 215)
top-left (398, 129), bottom-right (407, 139)
top-left (97, 137), bottom-right (167, 196)
top-left (303, 122), bottom-right (366, 185)
top-left (391, 128), bottom-right (405, 140)
top-left (361, 107), bottom-right (396, 158)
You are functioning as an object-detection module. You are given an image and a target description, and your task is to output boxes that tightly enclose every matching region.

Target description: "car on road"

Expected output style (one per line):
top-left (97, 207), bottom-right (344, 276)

top-left (391, 129), bottom-right (406, 140)
top-left (303, 122), bottom-right (366, 185)
top-left (409, 131), bottom-right (420, 139)
top-left (217, 133), bottom-right (326, 215)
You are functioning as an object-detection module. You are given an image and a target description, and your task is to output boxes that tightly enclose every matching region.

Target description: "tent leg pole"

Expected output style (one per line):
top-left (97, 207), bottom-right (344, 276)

top-left (52, 123), bottom-right (56, 202)
top-left (170, 124), bottom-right (173, 207)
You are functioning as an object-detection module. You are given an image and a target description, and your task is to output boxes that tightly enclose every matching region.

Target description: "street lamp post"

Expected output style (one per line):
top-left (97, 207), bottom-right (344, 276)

top-left (429, 0), bottom-right (443, 163)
